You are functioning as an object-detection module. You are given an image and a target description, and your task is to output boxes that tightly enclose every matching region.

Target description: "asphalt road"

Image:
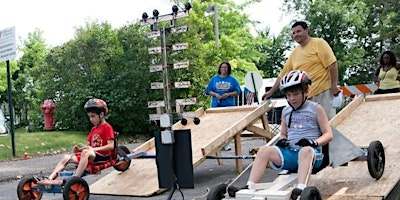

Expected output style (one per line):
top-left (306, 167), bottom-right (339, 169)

top-left (0, 137), bottom-right (278, 200)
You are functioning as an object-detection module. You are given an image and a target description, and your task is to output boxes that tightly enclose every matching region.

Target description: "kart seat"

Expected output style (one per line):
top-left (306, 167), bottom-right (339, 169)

top-left (83, 131), bottom-right (120, 175)
top-left (286, 143), bottom-right (330, 174)
top-left (311, 143), bottom-right (330, 174)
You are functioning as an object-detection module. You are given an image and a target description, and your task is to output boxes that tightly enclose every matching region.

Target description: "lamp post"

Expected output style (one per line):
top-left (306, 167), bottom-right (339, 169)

top-left (206, 4), bottom-right (219, 45)
top-left (140, 5), bottom-right (194, 199)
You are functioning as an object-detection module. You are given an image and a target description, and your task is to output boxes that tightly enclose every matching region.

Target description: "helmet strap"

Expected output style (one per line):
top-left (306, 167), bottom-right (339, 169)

top-left (287, 93), bottom-right (308, 128)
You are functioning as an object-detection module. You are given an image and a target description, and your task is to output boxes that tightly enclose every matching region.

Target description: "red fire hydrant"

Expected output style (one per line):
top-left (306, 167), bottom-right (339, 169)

top-left (41, 99), bottom-right (55, 131)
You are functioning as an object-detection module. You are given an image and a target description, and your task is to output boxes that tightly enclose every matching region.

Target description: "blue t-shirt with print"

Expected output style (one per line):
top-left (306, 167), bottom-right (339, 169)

top-left (205, 75), bottom-right (241, 107)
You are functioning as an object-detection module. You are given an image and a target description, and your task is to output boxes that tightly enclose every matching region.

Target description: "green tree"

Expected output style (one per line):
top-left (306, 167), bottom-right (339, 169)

top-left (38, 21), bottom-right (123, 131)
top-left (283, 0), bottom-right (399, 86)
top-left (14, 29), bottom-right (48, 127)
top-left (256, 27), bottom-right (292, 78)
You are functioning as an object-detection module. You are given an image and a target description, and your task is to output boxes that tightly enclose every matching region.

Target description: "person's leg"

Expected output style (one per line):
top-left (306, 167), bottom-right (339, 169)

top-left (290, 147), bottom-right (315, 199)
top-left (296, 147), bottom-right (315, 185)
top-left (48, 154), bottom-right (78, 180)
top-left (248, 146), bottom-right (281, 183)
top-left (310, 90), bottom-right (335, 120)
top-left (74, 149), bottom-right (96, 177)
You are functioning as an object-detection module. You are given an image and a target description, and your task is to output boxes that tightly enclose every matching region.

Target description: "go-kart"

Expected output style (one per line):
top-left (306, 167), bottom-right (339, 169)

top-left (207, 127), bottom-right (385, 200)
top-left (16, 132), bottom-right (146, 200)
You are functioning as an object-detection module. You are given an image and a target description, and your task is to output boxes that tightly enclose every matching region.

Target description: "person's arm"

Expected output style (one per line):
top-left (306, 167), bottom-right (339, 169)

top-left (93, 139), bottom-right (115, 152)
top-left (279, 110), bottom-right (288, 139)
top-left (329, 61), bottom-right (341, 96)
top-left (222, 91), bottom-right (238, 98)
top-left (262, 77), bottom-right (281, 100)
top-left (374, 66), bottom-right (381, 83)
top-left (315, 104), bottom-right (333, 146)
top-left (206, 77), bottom-right (222, 99)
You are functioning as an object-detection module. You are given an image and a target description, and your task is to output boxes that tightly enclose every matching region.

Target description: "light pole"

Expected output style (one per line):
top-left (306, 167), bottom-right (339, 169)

top-left (206, 4), bottom-right (219, 45)
top-left (141, 4), bottom-right (194, 200)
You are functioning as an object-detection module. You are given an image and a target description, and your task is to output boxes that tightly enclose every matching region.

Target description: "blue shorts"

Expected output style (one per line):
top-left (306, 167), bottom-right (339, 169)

top-left (270, 146), bottom-right (323, 171)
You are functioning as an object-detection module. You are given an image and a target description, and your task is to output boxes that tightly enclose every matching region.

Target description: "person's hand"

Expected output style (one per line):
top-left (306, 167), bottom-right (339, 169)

top-left (295, 138), bottom-right (318, 147)
top-left (215, 93), bottom-right (222, 100)
top-left (73, 145), bottom-right (80, 152)
top-left (331, 86), bottom-right (341, 97)
top-left (262, 91), bottom-right (272, 101)
top-left (221, 93), bottom-right (229, 99)
top-left (275, 138), bottom-right (289, 148)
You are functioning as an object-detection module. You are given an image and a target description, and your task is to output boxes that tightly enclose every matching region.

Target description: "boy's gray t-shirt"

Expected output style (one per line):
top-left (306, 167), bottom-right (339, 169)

top-left (283, 101), bottom-right (322, 151)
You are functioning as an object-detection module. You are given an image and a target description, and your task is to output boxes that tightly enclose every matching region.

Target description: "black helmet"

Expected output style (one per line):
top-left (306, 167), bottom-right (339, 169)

top-left (84, 98), bottom-right (108, 114)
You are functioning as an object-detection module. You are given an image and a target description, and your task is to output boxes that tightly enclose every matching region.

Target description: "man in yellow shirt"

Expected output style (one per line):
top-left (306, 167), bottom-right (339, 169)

top-left (262, 21), bottom-right (341, 119)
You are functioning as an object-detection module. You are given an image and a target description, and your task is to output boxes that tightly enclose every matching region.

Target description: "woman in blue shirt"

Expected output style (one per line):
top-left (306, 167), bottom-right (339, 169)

top-left (206, 61), bottom-right (241, 107)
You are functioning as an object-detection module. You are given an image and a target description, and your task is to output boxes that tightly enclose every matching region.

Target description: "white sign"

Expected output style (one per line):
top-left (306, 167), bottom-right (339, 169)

top-left (149, 65), bottom-right (163, 72)
top-left (174, 81), bottom-right (191, 88)
top-left (244, 71), bottom-right (263, 93)
top-left (151, 82), bottom-right (164, 89)
top-left (175, 98), bottom-right (196, 105)
top-left (172, 61), bottom-right (189, 69)
top-left (0, 26), bottom-right (17, 62)
top-left (147, 101), bottom-right (165, 108)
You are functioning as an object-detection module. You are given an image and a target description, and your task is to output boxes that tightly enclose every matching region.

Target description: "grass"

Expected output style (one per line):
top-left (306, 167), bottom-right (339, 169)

top-left (0, 128), bottom-right (149, 162)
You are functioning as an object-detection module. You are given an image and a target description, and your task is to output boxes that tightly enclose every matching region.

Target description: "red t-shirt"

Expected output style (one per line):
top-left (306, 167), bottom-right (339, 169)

top-left (86, 122), bottom-right (115, 157)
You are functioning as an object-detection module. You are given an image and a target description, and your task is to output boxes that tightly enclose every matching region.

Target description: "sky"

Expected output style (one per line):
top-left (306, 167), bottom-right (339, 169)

top-left (0, 0), bottom-right (294, 47)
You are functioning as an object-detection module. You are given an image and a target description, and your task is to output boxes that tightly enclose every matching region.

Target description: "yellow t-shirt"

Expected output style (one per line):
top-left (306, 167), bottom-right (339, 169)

top-left (279, 38), bottom-right (337, 98)
top-left (379, 67), bottom-right (400, 89)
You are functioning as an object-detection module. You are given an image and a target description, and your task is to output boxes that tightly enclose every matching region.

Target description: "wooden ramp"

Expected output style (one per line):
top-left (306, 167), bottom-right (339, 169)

top-left (310, 93), bottom-right (400, 199)
top-left (90, 104), bottom-right (273, 196)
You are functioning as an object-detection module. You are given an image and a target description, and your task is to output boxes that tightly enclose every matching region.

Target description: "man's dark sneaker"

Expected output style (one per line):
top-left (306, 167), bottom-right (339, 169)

top-left (222, 145), bottom-right (231, 151)
top-left (291, 188), bottom-right (302, 200)
top-left (227, 185), bottom-right (248, 197)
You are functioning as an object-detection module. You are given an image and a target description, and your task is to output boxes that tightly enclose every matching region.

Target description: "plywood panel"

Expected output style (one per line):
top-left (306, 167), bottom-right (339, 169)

top-left (310, 93), bottom-right (400, 199)
top-left (90, 104), bottom-right (271, 196)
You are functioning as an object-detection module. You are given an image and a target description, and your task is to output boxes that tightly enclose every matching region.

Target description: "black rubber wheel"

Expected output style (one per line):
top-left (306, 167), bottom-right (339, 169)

top-left (181, 118), bottom-right (188, 125)
top-left (207, 183), bottom-right (227, 200)
top-left (367, 140), bottom-right (385, 180)
top-left (62, 177), bottom-right (89, 200)
top-left (113, 145), bottom-right (131, 172)
top-left (300, 186), bottom-right (322, 200)
top-left (193, 117), bottom-right (201, 125)
top-left (17, 176), bottom-right (43, 200)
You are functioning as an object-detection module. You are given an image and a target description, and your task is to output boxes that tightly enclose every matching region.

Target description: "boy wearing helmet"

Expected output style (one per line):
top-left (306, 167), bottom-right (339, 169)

top-left (47, 98), bottom-right (115, 180)
top-left (230, 70), bottom-right (333, 199)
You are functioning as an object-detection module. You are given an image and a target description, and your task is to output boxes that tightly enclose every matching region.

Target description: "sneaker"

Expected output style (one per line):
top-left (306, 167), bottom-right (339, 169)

top-left (222, 145), bottom-right (231, 151)
top-left (227, 185), bottom-right (248, 197)
top-left (291, 188), bottom-right (302, 200)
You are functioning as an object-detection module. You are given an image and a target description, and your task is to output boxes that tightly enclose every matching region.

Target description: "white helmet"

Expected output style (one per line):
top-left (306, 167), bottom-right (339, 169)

top-left (279, 70), bottom-right (311, 91)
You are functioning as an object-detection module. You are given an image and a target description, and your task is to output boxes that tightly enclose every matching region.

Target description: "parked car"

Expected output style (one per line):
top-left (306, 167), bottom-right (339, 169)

top-left (239, 78), bottom-right (288, 134)
top-left (0, 109), bottom-right (9, 136)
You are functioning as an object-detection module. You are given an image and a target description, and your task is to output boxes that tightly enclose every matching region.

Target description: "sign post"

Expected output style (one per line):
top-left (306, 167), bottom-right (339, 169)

top-left (0, 26), bottom-right (17, 157)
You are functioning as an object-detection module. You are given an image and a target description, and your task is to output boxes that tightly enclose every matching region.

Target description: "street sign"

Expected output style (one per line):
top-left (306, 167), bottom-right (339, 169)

top-left (175, 98), bottom-right (196, 105)
top-left (171, 26), bottom-right (188, 34)
top-left (151, 82), bottom-right (164, 89)
top-left (147, 31), bottom-right (160, 38)
top-left (0, 27), bottom-right (17, 62)
top-left (244, 71), bottom-right (263, 93)
top-left (166, 43), bottom-right (188, 51)
top-left (174, 81), bottom-right (191, 88)
top-left (172, 61), bottom-right (189, 69)
top-left (148, 47), bottom-right (162, 54)
top-left (148, 101), bottom-right (165, 108)
top-left (149, 65), bottom-right (163, 72)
